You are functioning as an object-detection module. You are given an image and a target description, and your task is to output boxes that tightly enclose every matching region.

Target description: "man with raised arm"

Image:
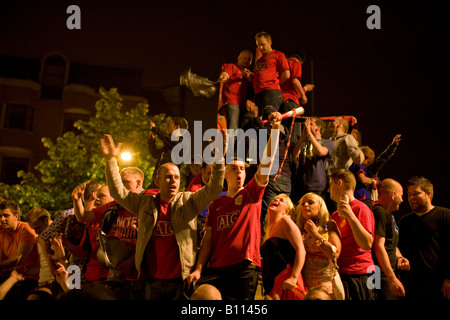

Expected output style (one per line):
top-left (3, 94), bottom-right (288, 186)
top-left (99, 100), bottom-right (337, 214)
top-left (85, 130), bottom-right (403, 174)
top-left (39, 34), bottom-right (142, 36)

top-left (99, 131), bottom-right (225, 300)
top-left (187, 111), bottom-right (282, 300)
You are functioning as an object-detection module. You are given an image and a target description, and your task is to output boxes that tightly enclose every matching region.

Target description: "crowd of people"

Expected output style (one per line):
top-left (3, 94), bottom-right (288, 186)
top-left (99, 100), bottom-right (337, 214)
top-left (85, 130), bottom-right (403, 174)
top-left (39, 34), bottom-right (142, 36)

top-left (1, 31), bottom-right (449, 301)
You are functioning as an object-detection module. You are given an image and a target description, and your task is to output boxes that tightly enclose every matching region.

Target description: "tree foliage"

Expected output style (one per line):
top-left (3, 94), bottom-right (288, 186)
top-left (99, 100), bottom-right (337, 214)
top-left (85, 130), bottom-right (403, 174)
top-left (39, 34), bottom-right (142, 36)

top-left (0, 88), bottom-right (173, 218)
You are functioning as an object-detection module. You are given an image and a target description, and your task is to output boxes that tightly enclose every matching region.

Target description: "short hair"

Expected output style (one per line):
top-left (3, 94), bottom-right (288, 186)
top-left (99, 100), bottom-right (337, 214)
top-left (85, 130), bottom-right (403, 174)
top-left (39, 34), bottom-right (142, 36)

top-left (120, 167), bottom-right (144, 181)
top-left (290, 50), bottom-right (306, 64)
top-left (360, 146), bottom-right (375, 166)
top-left (311, 117), bottom-right (326, 136)
top-left (156, 162), bottom-right (179, 179)
top-left (84, 180), bottom-right (102, 200)
top-left (0, 199), bottom-right (20, 216)
top-left (378, 178), bottom-right (402, 196)
top-left (25, 207), bottom-right (51, 223)
top-left (225, 156), bottom-right (246, 166)
top-left (255, 31), bottom-right (271, 41)
top-left (330, 169), bottom-right (356, 191)
top-left (335, 117), bottom-right (349, 133)
top-left (406, 176), bottom-right (434, 200)
top-left (171, 117), bottom-right (188, 130)
top-left (239, 49), bottom-right (253, 58)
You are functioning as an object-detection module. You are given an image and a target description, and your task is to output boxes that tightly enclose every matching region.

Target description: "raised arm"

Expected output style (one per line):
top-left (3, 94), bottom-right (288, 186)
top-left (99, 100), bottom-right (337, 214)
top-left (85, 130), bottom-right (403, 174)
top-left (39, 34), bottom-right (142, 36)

top-left (186, 129), bottom-right (225, 219)
top-left (101, 134), bottom-right (142, 214)
top-left (72, 183), bottom-right (95, 222)
top-left (256, 112), bottom-right (281, 185)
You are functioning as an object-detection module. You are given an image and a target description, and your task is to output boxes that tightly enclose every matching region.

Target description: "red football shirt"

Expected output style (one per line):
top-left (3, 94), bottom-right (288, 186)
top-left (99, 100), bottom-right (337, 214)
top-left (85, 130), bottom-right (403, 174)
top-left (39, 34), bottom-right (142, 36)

top-left (206, 177), bottom-right (266, 268)
top-left (253, 50), bottom-right (289, 94)
top-left (331, 199), bottom-right (375, 274)
top-left (221, 63), bottom-right (250, 108)
top-left (146, 199), bottom-right (181, 279)
top-left (281, 58), bottom-right (303, 104)
top-left (84, 220), bottom-right (109, 283)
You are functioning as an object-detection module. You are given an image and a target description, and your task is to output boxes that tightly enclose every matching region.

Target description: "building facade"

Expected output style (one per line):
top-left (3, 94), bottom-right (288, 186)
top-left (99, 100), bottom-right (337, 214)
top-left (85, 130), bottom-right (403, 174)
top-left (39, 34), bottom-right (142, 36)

top-left (0, 52), bottom-right (149, 185)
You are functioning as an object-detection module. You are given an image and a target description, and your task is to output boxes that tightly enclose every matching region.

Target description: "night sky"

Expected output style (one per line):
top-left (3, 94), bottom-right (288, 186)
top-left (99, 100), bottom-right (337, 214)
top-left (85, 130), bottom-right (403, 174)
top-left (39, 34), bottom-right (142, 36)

top-left (1, 0), bottom-right (449, 213)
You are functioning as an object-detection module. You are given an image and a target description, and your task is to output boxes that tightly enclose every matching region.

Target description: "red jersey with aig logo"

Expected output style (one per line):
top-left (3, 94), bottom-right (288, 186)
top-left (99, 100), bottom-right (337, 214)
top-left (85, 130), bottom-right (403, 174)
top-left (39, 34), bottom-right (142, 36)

top-left (145, 199), bottom-right (181, 279)
top-left (206, 177), bottom-right (266, 268)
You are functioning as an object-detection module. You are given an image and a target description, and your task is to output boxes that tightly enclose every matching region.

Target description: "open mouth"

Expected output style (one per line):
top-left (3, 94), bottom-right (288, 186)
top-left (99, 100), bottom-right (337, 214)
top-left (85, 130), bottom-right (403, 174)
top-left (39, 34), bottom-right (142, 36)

top-left (270, 199), bottom-right (280, 208)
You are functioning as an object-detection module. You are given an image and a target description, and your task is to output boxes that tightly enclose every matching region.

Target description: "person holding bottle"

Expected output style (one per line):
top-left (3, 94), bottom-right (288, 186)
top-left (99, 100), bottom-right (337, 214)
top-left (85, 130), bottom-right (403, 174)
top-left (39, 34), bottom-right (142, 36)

top-left (328, 169), bottom-right (376, 300)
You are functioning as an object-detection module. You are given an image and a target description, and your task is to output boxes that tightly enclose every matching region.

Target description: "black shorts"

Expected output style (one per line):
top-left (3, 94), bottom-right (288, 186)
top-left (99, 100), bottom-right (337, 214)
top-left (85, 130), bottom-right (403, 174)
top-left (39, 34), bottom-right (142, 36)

top-left (195, 260), bottom-right (260, 300)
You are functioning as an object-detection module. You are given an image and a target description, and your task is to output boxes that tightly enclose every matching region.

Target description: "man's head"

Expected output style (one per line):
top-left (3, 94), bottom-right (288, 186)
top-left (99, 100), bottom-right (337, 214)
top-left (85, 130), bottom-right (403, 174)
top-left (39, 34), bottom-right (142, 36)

top-left (378, 178), bottom-right (404, 213)
top-left (406, 176), bottom-right (434, 214)
top-left (333, 117), bottom-right (349, 135)
top-left (190, 284), bottom-right (222, 300)
top-left (225, 159), bottom-right (246, 191)
top-left (290, 50), bottom-right (306, 64)
top-left (255, 31), bottom-right (273, 55)
top-left (95, 185), bottom-right (114, 207)
top-left (201, 163), bottom-right (213, 185)
top-left (0, 200), bottom-right (20, 232)
top-left (168, 117), bottom-right (188, 135)
top-left (328, 169), bottom-right (356, 202)
top-left (360, 146), bottom-right (375, 168)
top-left (84, 180), bottom-right (102, 211)
top-left (120, 167), bottom-right (144, 193)
top-left (237, 50), bottom-right (253, 69)
top-left (155, 162), bottom-right (181, 202)
top-left (25, 207), bottom-right (52, 235)
top-left (310, 117), bottom-right (325, 138)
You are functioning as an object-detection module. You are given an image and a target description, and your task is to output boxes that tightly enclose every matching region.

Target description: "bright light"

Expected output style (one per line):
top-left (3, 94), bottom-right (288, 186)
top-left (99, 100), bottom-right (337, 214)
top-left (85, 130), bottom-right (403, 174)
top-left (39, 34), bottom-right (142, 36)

top-left (121, 151), bottom-right (132, 161)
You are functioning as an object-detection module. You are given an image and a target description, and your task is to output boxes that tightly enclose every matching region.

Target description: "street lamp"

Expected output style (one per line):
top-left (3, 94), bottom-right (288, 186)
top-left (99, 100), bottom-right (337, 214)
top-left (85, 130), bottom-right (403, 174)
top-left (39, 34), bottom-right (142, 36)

top-left (120, 151), bottom-right (132, 162)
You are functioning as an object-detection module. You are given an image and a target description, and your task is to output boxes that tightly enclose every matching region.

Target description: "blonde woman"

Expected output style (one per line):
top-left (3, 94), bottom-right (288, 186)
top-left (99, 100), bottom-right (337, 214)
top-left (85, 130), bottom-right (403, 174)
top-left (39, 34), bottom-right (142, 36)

top-left (295, 192), bottom-right (344, 300)
top-left (261, 194), bottom-right (306, 299)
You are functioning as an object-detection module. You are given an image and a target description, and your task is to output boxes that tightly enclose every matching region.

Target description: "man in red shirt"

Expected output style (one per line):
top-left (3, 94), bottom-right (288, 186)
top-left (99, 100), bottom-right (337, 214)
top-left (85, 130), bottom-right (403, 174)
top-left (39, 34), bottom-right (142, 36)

top-left (218, 50), bottom-right (253, 130)
top-left (187, 111), bottom-right (282, 300)
top-left (329, 169), bottom-right (376, 300)
top-left (0, 200), bottom-right (40, 300)
top-left (280, 51), bottom-right (308, 146)
top-left (100, 132), bottom-right (226, 300)
top-left (73, 167), bottom-right (145, 299)
top-left (252, 31), bottom-right (290, 115)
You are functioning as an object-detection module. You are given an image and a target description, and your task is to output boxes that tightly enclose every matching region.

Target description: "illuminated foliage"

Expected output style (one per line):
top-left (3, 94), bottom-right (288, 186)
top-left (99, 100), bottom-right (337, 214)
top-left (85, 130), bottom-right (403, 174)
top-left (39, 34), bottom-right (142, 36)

top-left (0, 88), bottom-right (173, 218)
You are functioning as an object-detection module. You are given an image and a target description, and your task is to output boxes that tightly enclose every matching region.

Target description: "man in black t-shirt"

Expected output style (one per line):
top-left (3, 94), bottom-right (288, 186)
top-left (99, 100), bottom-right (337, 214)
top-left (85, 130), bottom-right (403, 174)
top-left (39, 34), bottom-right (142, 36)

top-left (372, 178), bottom-right (410, 300)
top-left (398, 176), bottom-right (450, 300)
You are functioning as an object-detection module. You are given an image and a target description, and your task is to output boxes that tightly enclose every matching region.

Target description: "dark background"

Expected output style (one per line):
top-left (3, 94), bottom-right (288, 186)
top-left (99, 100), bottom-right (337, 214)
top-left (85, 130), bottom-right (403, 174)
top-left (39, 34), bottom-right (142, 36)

top-left (1, 0), bottom-right (449, 215)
